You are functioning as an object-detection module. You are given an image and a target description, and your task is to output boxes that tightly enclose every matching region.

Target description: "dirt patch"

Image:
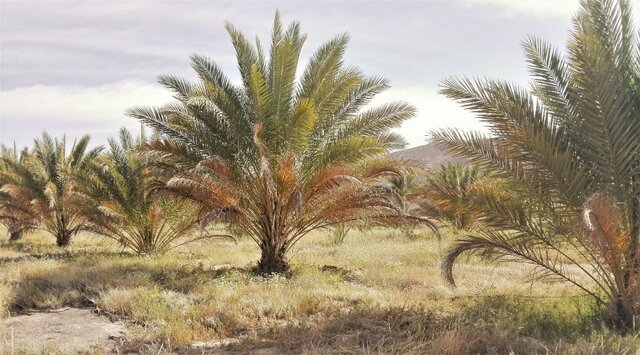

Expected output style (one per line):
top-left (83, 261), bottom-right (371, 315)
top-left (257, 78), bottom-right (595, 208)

top-left (1, 307), bottom-right (126, 352)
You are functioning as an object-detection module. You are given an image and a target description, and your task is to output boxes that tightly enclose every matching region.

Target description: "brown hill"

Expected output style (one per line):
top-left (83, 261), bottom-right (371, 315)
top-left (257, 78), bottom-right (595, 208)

top-left (390, 142), bottom-right (466, 170)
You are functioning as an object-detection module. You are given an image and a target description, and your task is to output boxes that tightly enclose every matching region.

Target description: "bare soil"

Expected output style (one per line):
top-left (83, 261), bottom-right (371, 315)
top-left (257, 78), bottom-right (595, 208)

top-left (2, 307), bottom-right (126, 353)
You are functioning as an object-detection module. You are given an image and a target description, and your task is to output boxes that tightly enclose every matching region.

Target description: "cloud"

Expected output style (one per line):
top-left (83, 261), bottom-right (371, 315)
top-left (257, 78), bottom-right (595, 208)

top-left (0, 81), bottom-right (172, 147)
top-left (6, 0), bottom-right (633, 149)
top-left (374, 87), bottom-right (486, 148)
top-left (463, 0), bottom-right (640, 20)
top-left (462, 0), bottom-right (580, 18)
top-left (0, 0), bottom-right (575, 90)
top-left (0, 81), bottom-right (482, 149)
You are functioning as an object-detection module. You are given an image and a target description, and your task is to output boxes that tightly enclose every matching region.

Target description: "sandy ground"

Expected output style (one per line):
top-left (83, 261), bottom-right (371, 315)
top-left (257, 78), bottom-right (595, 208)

top-left (1, 307), bottom-right (126, 353)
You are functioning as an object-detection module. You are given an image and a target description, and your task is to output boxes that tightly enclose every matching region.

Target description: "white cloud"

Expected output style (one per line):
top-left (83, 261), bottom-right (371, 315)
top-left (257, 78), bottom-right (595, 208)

top-left (463, 0), bottom-right (640, 21)
top-left (0, 81), bottom-right (483, 149)
top-left (373, 87), bottom-right (487, 148)
top-left (462, 0), bottom-right (580, 17)
top-left (0, 81), bottom-right (172, 147)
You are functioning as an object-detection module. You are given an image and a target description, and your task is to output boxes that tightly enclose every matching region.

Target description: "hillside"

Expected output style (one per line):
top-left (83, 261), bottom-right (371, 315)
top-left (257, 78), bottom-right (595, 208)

top-left (391, 142), bottom-right (466, 169)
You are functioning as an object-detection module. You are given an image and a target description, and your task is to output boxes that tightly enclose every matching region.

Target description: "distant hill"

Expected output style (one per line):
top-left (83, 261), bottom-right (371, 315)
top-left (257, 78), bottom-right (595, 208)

top-left (390, 142), bottom-right (466, 170)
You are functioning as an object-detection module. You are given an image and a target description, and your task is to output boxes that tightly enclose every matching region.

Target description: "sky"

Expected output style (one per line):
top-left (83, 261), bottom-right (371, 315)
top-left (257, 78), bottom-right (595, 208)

top-left (1, 0), bottom-right (635, 148)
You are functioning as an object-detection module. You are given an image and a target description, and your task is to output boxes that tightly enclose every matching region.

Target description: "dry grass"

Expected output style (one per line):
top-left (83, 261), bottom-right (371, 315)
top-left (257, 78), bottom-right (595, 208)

top-left (0, 226), bottom-right (638, 354)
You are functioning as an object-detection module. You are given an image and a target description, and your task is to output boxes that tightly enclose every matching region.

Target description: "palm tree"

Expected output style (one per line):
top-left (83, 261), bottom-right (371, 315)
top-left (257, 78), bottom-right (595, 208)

top-left (129, 13), bottom-right (432, 273)
top-left (79, 128), bottom-right (216, 254)
top-left (386, 172), bottom-right (428, 239)
top-left (388, 173), bottom-right (419, 214)
top-left (420, 163), bottom-right (487, 230)
top-left (432, 0), bottom-right (640, 329)
top-left (0, 144), bottom-right (38, 241)
top-left (0, 133), bottom-right (102, 247)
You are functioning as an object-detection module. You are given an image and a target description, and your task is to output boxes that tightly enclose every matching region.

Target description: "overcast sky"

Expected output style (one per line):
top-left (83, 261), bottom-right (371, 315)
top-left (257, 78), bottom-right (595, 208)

top-left (1, 0), bottom-right (636, 148)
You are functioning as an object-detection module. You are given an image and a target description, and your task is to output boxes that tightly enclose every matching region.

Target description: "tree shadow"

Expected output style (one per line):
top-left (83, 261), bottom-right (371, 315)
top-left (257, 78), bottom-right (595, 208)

top-left (171, 295), bottom-right (611, 355)
top-left (171, 306), bottom-right (516, 355)
top-left (7, 254), bottom-right (250, 313)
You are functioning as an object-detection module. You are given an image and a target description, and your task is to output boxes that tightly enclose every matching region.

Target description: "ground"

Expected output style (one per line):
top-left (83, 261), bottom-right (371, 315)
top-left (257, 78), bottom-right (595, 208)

top-left (0, 226), bottom-right (638, 354)
top-left (3, 308), bottom-right (126, 353)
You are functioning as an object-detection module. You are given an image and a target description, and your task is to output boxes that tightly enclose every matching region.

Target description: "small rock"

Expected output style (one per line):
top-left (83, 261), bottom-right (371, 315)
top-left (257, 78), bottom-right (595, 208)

top-left (191, 337), bottom-right (240, 349)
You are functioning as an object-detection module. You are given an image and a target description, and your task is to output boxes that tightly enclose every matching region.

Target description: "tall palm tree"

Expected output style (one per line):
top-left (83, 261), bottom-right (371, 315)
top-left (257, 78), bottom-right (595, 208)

top-left (129, 13), bottom-right (432, 273)
top-left (0, 144), bottom-right (38, 241)
top-left (79, 128), bottom-right (216, 254)
top-left (433, 0), bottom-right (640, 329)
top-left (0, 133), bottom-right (102, 247)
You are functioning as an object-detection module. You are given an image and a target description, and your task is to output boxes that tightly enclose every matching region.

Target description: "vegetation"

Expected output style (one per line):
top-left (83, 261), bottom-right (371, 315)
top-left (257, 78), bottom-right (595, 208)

top-left (386, 173), bottom-right (428, 239)
top-left (77, 128), bottom-right (213, 255)
top-left (433, 0), bottom-right (640, 330)
top-left (329, 223), bottom-right (350, 245)
top-left (0, 145), bottom-right (37, 241)
top-left (0, 134), bottom-right (102, 247)
top-left (388, 173), bottom-right (420, 215)
top-left (128, 13), bottom-right (426, 274)
top-left (419, 163), bottom-right (488, 230)
top-left (1, 0), bottom-right (640, 352)
top-left (1, 227), bottom-right (638, 354)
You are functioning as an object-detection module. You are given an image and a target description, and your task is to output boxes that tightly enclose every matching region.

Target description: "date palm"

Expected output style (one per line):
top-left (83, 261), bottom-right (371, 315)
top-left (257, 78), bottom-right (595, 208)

top-left (0, 133), bottom-right (102, 247)
top-left (388, 173), bottom-right (419, 214)
top-left (421, 163), bottom-right (486, 230)
top-left (128, 13), bottom-right (429, 273)
top-left (433, 0), bottom-right (640, 329)
top-left (0, 144), bottom-right (38, 241)
top-left (79, 128), bottom-right (215, 254)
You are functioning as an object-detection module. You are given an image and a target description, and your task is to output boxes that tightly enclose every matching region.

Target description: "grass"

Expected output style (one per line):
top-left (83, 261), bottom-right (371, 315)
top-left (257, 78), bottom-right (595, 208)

top-left (0, 226), bottom-right (638, 354)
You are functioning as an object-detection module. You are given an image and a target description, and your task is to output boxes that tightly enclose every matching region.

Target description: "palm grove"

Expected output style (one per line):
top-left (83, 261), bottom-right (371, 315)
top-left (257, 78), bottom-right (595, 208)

top-left (1, 0), bottom-right (639, 331)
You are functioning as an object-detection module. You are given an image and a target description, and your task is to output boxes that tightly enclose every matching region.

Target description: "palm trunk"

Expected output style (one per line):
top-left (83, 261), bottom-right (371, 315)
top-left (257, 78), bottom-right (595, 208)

top-left (56, 230), bottom-right (72, 247)
top-left (628, 174), bottom-right (640, 279)
top-left (256, 203), bottom-right (291, 274)
top-left (8, 229), bottom-right (22, 241)
top-left (619, 173), bottom-right (639, 331)
top-left (56, 213), bottom-right (73, 247)
top-left (612, 295), bottom-right (635, 332)
top-left (628, 200), bottom-right (639, 288)
top-left (257, 242), bottom-right (290, 275)
top-left (138, 231), bottom-right (155, 255)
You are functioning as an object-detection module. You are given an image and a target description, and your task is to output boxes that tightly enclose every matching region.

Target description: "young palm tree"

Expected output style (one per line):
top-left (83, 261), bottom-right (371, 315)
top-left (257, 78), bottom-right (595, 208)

top-left (386, 173), bottom-right (428, 239)
top-left (433, 0), bottom-right (640, 329)
top-left (79, 128), bottom-right (214, 254)
top-left (388, 173), bottom-right (419, 214)
top-left (420, 163), bottom-right (487, 230)
top-left (128, 13), bottom-right (431, 273)
top-left (0, 133), bottom-right (102, 247)
top-left (0, 144), bottom-right (38, 241)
